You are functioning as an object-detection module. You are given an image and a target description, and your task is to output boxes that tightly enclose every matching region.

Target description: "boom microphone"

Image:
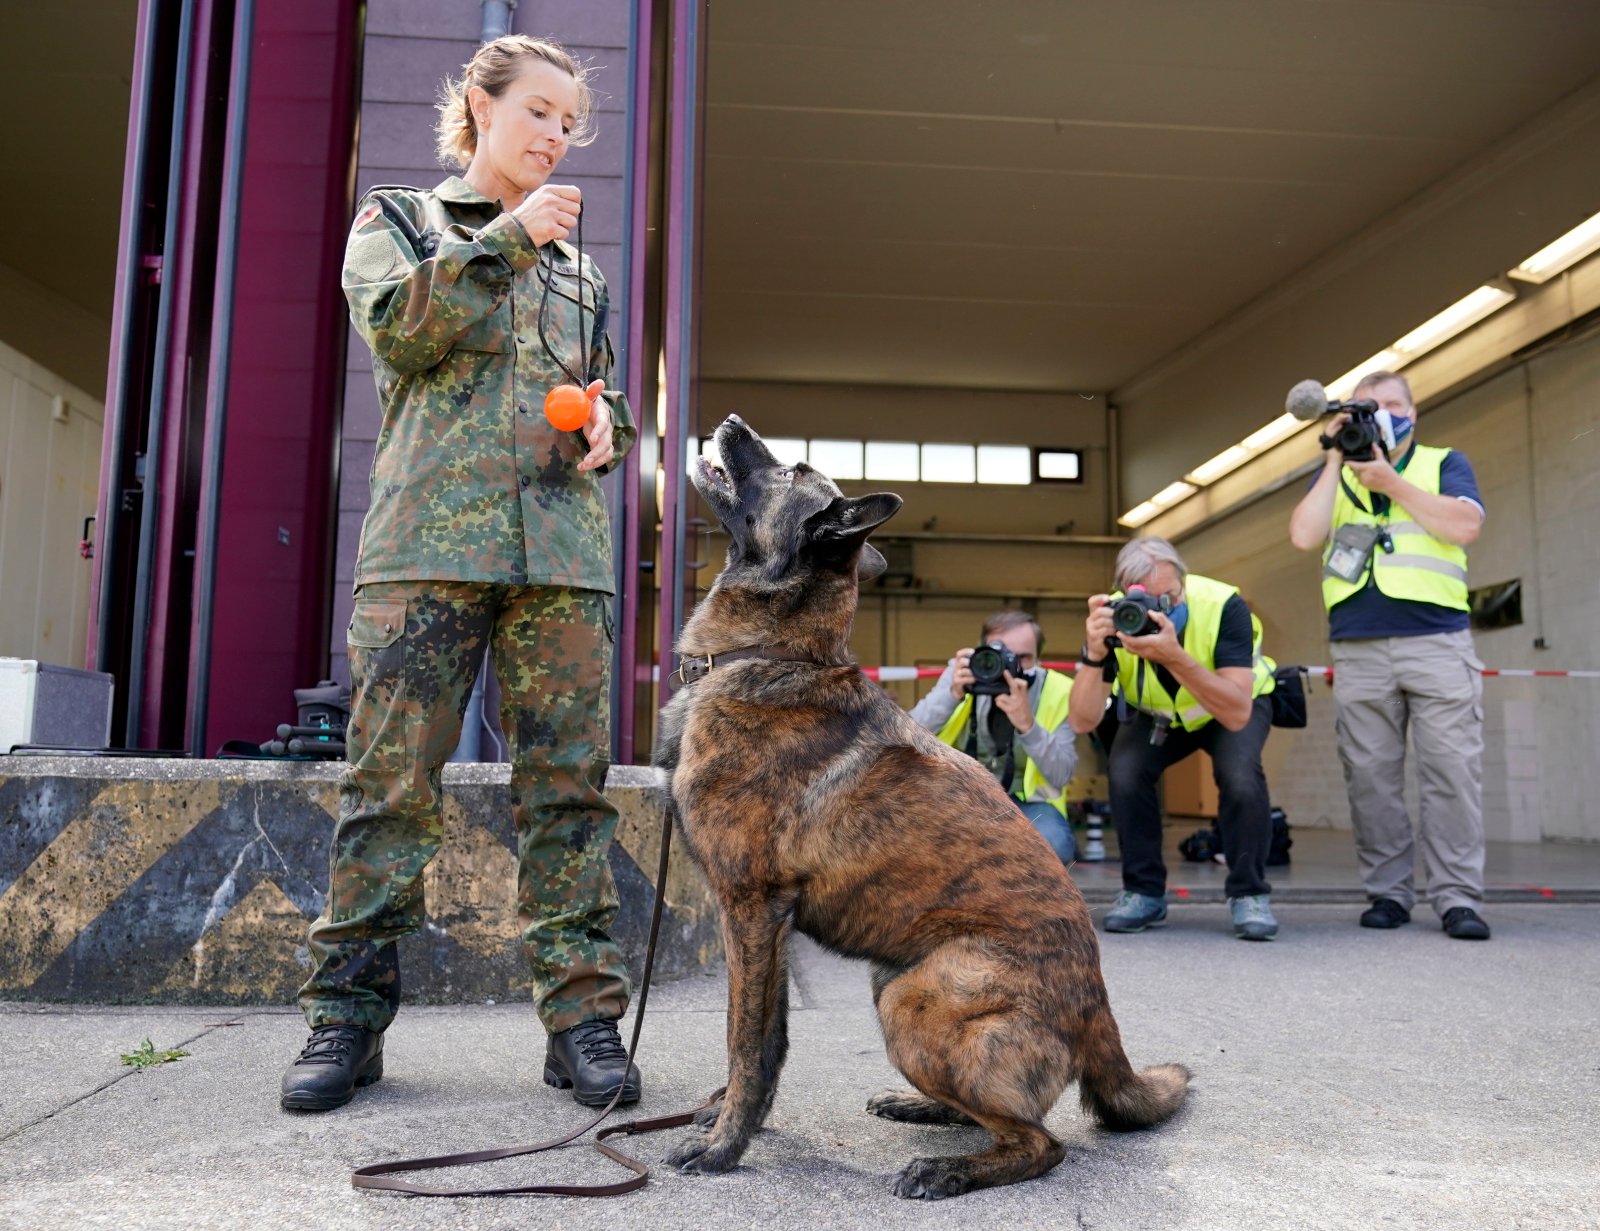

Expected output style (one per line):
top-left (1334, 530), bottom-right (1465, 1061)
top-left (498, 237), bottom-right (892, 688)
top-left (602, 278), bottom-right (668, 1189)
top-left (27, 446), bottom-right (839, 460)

top-left (1284, 378), bottom-right (1378, 420)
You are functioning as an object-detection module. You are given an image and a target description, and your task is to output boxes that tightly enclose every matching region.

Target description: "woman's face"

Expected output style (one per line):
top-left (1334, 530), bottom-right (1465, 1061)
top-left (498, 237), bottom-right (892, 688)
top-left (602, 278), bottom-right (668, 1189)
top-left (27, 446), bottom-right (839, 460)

top-left (469, 59), bottom-right (579, 197)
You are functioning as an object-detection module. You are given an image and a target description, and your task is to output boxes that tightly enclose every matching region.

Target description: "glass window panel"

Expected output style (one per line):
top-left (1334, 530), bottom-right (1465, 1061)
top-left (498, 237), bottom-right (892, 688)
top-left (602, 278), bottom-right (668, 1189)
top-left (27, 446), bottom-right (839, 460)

top-left (921, 443), bottom-right (976, 484)
top-left (977, 445), bottom-right (1031, 485)
top-left (865, 441), bottom-right (920, 481)
top-left (808, 439), bottom-right (864, 480)
top-left (763, 437), bottom-right (807, 465)
top-left (1037, 450), bottom-right (1082, 481)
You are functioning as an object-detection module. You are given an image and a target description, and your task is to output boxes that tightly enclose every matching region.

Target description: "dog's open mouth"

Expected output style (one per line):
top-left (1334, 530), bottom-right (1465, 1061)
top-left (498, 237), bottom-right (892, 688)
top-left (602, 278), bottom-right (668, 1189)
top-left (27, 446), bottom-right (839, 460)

top-left (697, 454), bottom-right (734, 498)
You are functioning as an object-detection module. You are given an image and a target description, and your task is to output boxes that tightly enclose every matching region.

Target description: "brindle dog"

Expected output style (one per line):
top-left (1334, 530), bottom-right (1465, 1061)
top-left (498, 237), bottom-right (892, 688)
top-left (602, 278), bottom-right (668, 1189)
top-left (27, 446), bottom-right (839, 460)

top-left (654, 415), bottom-right (1190, 1199)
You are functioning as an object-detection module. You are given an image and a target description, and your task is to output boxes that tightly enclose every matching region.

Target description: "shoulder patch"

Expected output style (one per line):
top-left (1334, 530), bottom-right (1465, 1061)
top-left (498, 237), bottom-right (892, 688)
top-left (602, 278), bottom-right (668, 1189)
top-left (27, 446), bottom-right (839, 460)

top-left (353, 202), bottom-right (383, 233)
top-left (348, 230), bottom-right (403, 283)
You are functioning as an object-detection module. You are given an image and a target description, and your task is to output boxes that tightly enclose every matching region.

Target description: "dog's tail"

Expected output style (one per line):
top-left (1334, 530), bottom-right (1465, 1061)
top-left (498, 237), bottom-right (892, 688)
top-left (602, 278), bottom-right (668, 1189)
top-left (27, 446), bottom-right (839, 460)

top-left (1076, 1007), bottom-right (1190, 1131)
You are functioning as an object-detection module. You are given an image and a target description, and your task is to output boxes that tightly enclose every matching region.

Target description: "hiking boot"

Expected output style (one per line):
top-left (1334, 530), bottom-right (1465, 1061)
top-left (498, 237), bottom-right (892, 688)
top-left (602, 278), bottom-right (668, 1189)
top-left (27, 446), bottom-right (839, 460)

top-left (1441, 906), bottom-right (1491, 941)
top-left (1229, 894), bottom-right (1279, 941)
top-left (544, 1019), bottom-right (642, 1107)
top-left (1103, 891), bottom-right (1168, 933)
top-left (280, 1024), bottom-right (383, 1111)
top-left (1359, 898), bottom-right (1410, 929)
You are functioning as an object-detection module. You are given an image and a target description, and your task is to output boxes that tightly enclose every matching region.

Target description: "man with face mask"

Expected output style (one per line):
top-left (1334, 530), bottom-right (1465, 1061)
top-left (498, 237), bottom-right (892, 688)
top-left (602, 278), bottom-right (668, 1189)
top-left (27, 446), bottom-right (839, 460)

top-left (909, 610), bottom-right (1078, 865)
top-left (1067, 537), bottom-right (1281, 940)
top-left (1289, 370), bottom-right (1490, 941)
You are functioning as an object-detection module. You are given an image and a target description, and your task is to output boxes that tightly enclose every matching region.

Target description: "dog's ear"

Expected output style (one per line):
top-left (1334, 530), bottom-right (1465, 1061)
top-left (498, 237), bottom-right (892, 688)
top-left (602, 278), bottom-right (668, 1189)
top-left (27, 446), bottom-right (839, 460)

top-left (802, 493), bottom-right (902, 571)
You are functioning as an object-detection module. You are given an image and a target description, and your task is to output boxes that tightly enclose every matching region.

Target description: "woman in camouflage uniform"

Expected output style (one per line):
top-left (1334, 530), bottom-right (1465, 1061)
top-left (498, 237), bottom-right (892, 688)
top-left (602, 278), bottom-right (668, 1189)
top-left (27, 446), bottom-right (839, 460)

top-left (282, 36), bottom-right (641, 1112)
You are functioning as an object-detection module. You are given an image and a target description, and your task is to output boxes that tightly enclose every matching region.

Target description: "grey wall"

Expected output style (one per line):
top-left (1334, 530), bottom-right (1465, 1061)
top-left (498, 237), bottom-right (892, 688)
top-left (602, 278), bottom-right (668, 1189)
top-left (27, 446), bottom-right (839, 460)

top-left (333, 0), bottom-right (633, 685)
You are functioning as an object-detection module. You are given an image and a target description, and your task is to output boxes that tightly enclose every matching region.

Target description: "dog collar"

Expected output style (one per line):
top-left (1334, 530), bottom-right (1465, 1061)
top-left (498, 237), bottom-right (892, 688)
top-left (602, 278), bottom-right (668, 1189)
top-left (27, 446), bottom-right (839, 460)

top-left (670, 646), bottom-right (824, 688)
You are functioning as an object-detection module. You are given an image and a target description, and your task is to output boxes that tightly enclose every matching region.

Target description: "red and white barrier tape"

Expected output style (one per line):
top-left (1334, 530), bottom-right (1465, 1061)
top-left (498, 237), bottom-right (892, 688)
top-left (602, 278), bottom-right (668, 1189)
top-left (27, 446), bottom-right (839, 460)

top-left (858, 662), bottom-right (1600, 682)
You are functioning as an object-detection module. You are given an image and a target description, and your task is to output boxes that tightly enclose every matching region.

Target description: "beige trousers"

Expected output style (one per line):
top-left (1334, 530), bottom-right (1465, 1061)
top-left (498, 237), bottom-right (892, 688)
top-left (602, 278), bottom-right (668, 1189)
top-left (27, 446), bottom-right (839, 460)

top-left (1330, 629), bottom-right (1486, 917)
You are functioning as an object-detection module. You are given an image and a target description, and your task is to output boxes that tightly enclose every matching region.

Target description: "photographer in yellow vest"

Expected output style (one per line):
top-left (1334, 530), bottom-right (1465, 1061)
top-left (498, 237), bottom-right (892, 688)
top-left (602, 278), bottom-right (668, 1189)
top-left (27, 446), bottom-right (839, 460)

top-left (1289, 370), bottom-right (1490, 941)
top-left (1068, 537), bottom-right (1280, 941)
top-left (909, 611), bottom-right (1078, 864)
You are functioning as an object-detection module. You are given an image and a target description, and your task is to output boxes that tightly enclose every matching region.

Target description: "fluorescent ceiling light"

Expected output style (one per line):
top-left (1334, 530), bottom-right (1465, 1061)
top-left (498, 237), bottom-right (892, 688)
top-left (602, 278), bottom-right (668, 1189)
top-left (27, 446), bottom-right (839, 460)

top-left (1240, 414), bottom-right (1304, 452)
top-left (1324, 350), bottom-right (1403, 401)
top-left (1391, 285), bottom-right (1514, 358)
top-left (1187, 444), bottom-right (1252, 485)
top-left (1510, 210), bottom-right (1600, 283)
top-left (1150, 480), bottom-right (1197, 508)
top-left (1119, 500), bottom-right (1163, 528)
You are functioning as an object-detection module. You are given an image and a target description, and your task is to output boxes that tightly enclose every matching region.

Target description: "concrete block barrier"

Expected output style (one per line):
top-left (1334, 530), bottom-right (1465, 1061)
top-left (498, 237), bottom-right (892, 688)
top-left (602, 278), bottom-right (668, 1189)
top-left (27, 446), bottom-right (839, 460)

top-left (0, 758), bottom-right (720, 1005)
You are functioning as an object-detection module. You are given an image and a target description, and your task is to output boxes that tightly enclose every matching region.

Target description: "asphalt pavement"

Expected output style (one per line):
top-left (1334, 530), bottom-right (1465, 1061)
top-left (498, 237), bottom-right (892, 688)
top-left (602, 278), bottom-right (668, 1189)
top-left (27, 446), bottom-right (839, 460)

top-left (2, 902), bottom-right (1597, 1231)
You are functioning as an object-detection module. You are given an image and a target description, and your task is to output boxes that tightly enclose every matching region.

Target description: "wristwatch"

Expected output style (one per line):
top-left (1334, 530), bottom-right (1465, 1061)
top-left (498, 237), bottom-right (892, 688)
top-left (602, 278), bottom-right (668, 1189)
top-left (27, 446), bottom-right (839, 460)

top-left (1078, 644), bottom-right (1112, 668)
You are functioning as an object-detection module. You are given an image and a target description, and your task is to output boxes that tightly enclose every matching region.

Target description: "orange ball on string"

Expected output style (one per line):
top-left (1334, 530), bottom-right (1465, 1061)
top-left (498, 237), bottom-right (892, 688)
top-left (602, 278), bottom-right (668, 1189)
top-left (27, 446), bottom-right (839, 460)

top-left (543, 384), bottom-right (590, 431)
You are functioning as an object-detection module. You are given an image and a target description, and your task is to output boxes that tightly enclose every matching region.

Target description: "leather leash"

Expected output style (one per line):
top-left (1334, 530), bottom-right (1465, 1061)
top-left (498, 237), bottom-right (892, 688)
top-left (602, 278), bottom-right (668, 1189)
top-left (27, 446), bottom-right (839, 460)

top-left (350, 809), bottom-right (725, 1198)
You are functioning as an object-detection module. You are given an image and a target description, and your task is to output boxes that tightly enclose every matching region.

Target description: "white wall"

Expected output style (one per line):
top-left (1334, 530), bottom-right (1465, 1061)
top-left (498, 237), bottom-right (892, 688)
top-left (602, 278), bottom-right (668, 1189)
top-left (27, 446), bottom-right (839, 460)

top-left (1178, 327), bottom-right (1600, 843)
top-left (0, 338), bottom-right (104, 667)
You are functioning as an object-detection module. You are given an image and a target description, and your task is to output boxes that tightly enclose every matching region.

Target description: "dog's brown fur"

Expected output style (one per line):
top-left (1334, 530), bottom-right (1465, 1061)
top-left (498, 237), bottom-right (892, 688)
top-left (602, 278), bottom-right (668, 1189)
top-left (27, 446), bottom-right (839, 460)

top-left (654, 416), bottom-right (1189, 1199)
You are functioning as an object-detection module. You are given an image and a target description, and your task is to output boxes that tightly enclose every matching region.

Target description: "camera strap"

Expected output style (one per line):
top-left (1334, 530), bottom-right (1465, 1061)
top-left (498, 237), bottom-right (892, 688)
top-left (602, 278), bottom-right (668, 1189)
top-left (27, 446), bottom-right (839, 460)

top-left (964, 704), bottom-right (1018, 795)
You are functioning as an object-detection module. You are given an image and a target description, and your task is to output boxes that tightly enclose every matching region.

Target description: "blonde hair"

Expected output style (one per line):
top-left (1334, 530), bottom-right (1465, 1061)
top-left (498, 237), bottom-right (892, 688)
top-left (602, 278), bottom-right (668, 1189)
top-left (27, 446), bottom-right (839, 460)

top-left (435, 35), bottom-right (596, 169)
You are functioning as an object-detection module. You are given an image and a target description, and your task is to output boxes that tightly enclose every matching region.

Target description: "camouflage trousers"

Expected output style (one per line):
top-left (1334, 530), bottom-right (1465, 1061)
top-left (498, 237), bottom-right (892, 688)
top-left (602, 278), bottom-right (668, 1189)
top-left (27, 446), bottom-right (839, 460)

top-left (299, 581), bottom-right (632, 1035)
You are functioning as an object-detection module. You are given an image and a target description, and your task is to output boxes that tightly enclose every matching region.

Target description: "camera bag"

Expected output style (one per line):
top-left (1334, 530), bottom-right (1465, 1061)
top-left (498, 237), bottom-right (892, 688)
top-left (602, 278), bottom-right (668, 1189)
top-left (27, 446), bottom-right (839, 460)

top-left (1269, 664), bottom-right (1309, 729)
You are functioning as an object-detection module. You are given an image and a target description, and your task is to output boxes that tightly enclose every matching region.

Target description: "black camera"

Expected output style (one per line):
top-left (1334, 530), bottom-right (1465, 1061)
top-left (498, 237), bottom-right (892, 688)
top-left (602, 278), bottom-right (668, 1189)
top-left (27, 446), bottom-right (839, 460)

top-left (1320, 407), bottom-right (1389, 462)
top-left (1284, 379), bottom-right (1392, 462)
top-left (968, 641), bottom-right (1025, 696)
top-left (1106, 585), bottom-right (1172, 645)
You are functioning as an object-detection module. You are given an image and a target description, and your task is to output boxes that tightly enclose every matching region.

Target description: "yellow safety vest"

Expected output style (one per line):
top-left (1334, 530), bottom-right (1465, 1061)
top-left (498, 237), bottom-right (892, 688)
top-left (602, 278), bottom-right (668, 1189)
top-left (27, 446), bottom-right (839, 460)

top-left (1322, 444), bottom-right (1470, 612)
top-left (937, 669), bottom-right (1075, 816)
top-left (1112, 574), bottom-right (1276, 733)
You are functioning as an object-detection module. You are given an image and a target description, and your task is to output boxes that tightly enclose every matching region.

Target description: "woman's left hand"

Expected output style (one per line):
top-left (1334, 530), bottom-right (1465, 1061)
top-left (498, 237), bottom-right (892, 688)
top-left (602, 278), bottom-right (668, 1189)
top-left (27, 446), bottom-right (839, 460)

top-left (576, 380), bottom-right (614, 472)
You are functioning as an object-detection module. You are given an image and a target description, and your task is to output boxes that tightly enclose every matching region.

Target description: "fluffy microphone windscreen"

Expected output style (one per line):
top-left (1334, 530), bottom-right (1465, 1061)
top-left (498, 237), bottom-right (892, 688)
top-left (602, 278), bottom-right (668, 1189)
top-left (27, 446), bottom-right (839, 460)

top-left (1285, 379), bottom-right (1329, 421)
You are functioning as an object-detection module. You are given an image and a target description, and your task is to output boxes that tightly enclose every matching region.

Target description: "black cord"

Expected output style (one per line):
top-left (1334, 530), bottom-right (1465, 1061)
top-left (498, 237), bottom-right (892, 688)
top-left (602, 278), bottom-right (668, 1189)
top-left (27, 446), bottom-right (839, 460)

top-left (536, 206), bottom-right (590, 389)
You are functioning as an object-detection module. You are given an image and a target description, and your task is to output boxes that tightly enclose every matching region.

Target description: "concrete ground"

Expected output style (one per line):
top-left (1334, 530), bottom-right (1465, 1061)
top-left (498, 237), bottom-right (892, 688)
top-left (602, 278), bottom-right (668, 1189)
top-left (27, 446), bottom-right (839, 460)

top-left (3, 902), bottom-right (1596, 1231)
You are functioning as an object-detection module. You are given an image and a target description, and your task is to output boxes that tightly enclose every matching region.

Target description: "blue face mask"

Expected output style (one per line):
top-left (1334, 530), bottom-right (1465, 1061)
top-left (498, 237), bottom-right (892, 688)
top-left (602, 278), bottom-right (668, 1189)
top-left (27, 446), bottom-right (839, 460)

top-left (1377, 410), bottom-right (1414, 452)
top-left (1168, 601), bottom-right (1189, 638)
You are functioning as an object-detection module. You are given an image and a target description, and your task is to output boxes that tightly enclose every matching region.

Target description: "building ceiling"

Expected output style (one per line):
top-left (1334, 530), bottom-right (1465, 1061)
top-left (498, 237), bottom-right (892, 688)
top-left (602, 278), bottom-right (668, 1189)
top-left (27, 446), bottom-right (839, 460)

top-left (700, 0), bottom-right (1600, 394)
top-left (0, 1), bottom-right (137, 325)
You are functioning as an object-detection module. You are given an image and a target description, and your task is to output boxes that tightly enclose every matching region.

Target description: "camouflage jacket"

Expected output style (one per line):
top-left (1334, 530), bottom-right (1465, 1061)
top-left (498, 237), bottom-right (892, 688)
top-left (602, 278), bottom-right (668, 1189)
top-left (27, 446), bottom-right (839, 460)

top-left (342, 176), bottom-right (636, 592)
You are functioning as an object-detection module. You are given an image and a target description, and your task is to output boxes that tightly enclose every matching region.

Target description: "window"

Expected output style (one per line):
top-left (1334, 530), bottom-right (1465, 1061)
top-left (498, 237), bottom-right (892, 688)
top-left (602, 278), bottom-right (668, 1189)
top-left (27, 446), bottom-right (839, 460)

top-left (1035, 449), bottom-right (1083, 483)
top-left (865, 441), bottom-right (920, 481)
top-left (920, 443), bottom-right (975, 484)
top-left (977, 445), bottom-right (1031, 485)
top-left (808, 439), bottom-right (864, 480)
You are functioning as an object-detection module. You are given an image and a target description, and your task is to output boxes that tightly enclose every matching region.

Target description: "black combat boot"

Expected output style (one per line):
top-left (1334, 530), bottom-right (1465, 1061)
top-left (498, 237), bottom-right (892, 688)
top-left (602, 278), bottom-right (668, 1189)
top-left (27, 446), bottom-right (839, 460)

top-left (280, 1024), bottom-right (383, 1111)
top-left (544, 1019), bottom-right (642, 1107)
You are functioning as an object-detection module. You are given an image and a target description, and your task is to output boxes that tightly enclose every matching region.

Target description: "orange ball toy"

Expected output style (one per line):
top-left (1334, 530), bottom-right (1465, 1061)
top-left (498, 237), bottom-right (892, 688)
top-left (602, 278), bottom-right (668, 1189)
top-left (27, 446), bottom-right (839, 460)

top-left (543, 384), bottom-right (590, 431)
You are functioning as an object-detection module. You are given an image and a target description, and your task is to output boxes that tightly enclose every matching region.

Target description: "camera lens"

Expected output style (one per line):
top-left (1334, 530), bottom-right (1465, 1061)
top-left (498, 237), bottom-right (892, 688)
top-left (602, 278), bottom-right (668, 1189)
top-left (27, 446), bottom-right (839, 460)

top-left (1111, 600), bottom-right (1148, 635)
top-left (969, 645), bottom-right (1003, 683)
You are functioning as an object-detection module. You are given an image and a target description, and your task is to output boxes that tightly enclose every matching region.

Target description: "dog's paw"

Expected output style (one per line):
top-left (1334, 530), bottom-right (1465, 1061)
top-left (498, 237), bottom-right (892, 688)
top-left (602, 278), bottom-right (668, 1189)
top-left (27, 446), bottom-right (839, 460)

top-left (892, 1157), bottom-right (973, 1201)
top-left (665, 1133), bottom-right (741, 1174)
top-left (868, 1090), bottom-right (976, 1126)
top-left (692, 1101), bottom-right (722, 1130)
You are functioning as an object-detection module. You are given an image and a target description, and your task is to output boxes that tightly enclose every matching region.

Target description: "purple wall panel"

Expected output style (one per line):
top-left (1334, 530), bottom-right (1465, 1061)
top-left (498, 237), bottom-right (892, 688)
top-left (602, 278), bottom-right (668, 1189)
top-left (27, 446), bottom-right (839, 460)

top-left (202, 1), bottom-right (359, 751)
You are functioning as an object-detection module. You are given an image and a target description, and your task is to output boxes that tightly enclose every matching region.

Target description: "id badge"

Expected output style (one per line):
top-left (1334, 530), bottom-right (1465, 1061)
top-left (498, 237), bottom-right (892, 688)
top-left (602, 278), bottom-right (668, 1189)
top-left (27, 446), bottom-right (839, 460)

top-left (1323, 523), bottom-right (1381, 583)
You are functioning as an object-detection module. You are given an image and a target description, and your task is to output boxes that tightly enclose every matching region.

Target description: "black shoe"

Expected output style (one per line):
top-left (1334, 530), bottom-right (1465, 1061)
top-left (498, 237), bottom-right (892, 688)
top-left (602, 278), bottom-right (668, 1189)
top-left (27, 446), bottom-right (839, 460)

top-left (1360, 898), bottom-right (1411, 929)
top-left (1442, 906), bottom-right (1492, 940)
top-left (544, 1019), bottom-right (642, 1107)
top-left (280, 1024), bottom-right (383, 1111)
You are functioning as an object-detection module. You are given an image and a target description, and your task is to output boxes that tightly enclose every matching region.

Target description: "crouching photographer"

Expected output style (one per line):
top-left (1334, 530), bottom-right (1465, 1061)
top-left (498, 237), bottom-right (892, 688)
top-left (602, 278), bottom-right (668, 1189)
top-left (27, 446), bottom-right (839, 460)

top-left (909, 611), bottom-right (1078, 865)
top-left (1067, 537), bottom-right (1280, 941)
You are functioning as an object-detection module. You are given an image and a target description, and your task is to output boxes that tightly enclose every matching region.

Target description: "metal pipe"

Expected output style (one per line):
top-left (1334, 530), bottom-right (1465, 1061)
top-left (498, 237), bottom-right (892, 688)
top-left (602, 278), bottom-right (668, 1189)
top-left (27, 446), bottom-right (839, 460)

top-left (94, 0), bottom-right (166, 678)
top-left (615, 0), bottom-right (653, 763)
top-left (187, 0), bottom-right (256, 757)
top-left (479, 0), bottom-right (515, 42)
top-left (124, 0), bottom-right (198, 747)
